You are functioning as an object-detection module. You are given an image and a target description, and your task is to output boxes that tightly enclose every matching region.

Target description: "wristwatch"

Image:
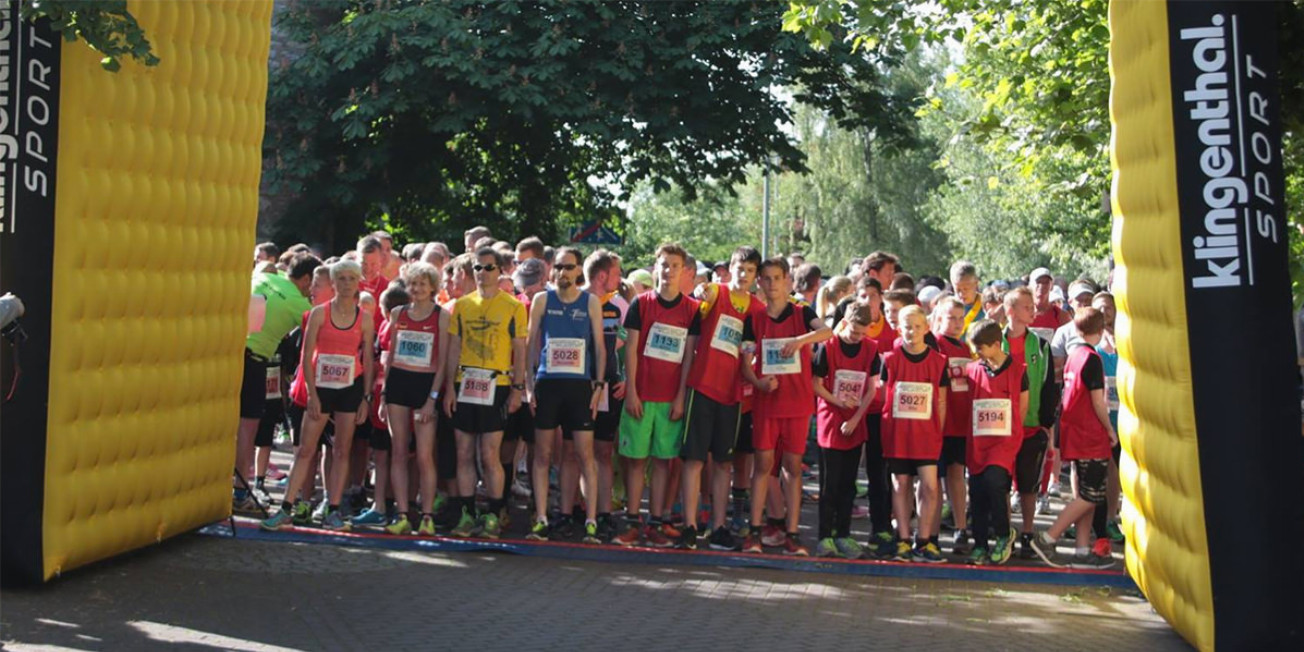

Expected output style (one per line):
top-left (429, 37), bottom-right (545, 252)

top-left (511, 383), bottom-right (526, 390)
top-left (429, 390), bottom-right (440, 400)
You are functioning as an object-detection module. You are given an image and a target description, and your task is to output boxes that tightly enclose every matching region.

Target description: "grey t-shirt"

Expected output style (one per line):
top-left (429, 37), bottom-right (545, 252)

top-left (1051, 321), bottom-right (1082, 360)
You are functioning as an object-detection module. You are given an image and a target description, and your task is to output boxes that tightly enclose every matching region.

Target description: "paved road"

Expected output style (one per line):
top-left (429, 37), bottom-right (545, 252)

top-left (2, 531), bottom-right (1186, 651)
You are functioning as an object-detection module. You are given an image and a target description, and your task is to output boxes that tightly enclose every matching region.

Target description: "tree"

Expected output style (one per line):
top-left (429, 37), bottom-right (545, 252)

top-left (263, 0), bottom-right (911, 252)
top-left (21, 0), bottom-right (159, 71)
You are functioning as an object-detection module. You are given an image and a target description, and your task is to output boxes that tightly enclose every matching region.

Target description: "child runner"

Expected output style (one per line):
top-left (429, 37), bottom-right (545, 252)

top-left (880, 305), bottom-right (949, 563)
top-left (1092, 292), bottom-right (1126, 545)
top-left (740, 257), bottom-right (833, 556)
top-left (931, 296), bottom-right (974, 555)
top-left (614, 243), bottom-right (701, 547)
top-left (963, 319), bottom-right (1028, 565)
top-left (812, 302), bottom-right (881, 558)
top-left (1030, 307), bottom-right (1117, 569)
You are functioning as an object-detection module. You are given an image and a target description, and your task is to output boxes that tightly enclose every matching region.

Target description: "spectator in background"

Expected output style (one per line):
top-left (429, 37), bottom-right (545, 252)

top-left (627, 268), bottom-right (653, 295)
top-left (464, 226), bottom-right (491, 253)
top-left (712, 261), bottom-right (732, 286)
top-left (816, 275), bottom-right (853, 327)
top-left (862, 251), bottom-right (900, 290)
top-left (793, 263), bottom-right (822, 306)
top-left (255, 242), bottom-right (280, 267)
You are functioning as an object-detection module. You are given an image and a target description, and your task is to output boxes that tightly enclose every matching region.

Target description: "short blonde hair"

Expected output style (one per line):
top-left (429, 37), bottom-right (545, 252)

top-left (897, 304), bottom-right (926, 329)
top-left (402, 261), bottom-right (442, 289)
top-left (330, 259), bottom-right (363, 280)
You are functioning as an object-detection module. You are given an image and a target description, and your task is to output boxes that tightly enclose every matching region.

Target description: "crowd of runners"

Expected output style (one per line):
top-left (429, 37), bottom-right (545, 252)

top-left (236, 226), bottom-right (1123, 569)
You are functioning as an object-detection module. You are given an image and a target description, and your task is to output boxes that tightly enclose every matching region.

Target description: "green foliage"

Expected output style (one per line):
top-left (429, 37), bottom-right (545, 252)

top-left (21, 0), bottom-right (159, 71)
top-left (265, 0), bottom-right (909, 252)
top-left (623, 183), bottom-right (759, 270)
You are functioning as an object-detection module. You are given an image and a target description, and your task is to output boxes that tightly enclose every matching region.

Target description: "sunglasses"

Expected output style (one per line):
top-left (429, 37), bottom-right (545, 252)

top-left (556, 264), bottom-right (578, 272)
top-left (473, 264), bottom-right (497, 272)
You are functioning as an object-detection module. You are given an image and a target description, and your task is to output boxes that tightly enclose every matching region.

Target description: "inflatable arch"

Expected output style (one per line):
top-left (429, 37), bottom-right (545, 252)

top-left (1, 0), bottom-right (272, 582)
top-left (1110, 0), bottom-right (1303, 649)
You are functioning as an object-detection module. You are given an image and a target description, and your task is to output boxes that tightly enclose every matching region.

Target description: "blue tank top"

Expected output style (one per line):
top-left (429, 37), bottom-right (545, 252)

top-left (1096, 344), bottom-right (1119, 429)
top-left (537, 290), bottom-right (596, 380)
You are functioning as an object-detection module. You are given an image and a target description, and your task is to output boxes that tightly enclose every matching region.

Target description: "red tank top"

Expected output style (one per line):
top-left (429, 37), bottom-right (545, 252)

top-left (312, 302), bottom-right (364, 389)
top-left (866, 318), bottom-right (898, 413)
top-left (688, 284), bottom-right (761, 405)
top-left (387, 304), bottom-right (442, 373)
top-left (1030, 305), bottom-right (1066, 331)
top-left (633, 291), bottom-right (700, 403)
top-left (964, 356), bottom-right (1025, 474)
top-left (934, 335), bottom-right (974, 438)
top-left (880, 342), bottom-right (947, 460)
top-left (751, 305), bottom-right (815, 419)
top-left (1060, 346), bottom-right (1112, 460)
top-left (816, 338), bottom-right (878, 450)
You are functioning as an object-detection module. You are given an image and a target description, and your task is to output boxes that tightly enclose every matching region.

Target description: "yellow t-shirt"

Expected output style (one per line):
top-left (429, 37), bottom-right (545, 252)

top-left (449, 291), bottom-right (527, 385)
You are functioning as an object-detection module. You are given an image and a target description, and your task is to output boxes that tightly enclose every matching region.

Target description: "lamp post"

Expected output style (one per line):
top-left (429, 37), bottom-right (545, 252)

top-left (762, 167), bottom-right (771, 260)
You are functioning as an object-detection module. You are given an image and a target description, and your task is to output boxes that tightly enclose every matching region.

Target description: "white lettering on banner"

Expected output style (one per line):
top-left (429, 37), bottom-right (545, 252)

top-left (545, 337), bottom-right (586, 374)
top-left (892, 381), bottom-right (933, 420)
top-left (972, 398), bottom-right (1012, 436)
top-left (948, 357), bottom-right (970, 393)
top-left (709, 314), bottom-right (743, 357)
top-left (394, 330), bottom-right (435, 367)
top-left (832, 369), bottom-right (867, 405)
top-left (0, 5), bottom-right (59, 235)
top-left (1181, 13), bottom-right (1280, 288)
top-left (458, 367), bottom-right (496, 406)
top-left (644, 322), bottom-right (687, 364)
top-left (315, 354), bottom-right (355, 389)
top-left (761, 338), bottom-right (800, 375)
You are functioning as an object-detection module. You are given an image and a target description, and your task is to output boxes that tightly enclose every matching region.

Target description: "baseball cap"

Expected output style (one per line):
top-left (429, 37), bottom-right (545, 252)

top-left (1068, 280), bottom-right (1096, 300)
top-left (1029, 267), bottom-right (1053, 284)
top-left (917, 285), bottom-right (942, 307)
top-left (627, 268), bottom-right (653, 288)
top-left (513, 258), bottom-right (545, 289)
top-left (696, 261), bottom-right (711, 277)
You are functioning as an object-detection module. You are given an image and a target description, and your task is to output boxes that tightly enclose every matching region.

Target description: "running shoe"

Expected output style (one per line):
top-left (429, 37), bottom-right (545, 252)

top-left (260, 509), bottom-right (294, 531)
top-left (321, 509), bottom-right (351, 532)
top-left (644, 524), bottom-right (673, 548)
top-left (952, 530), bottom-right (973, 556)
top-left (893, 540), bottom-right (913, 562)
top-left (613, 520), bottom-right (642, 547)
top-left (582, 521), bottom-right (601, 544)
top-left (525, 520), bottom-right (550, 542)
top-left (312, 500), bottom-right (331, 524)
top-left (292, 501), bottom-right (312, 526)
top-left (233, 492), bottom-right (259, 514)
top-left (940, 503), bottom-right (954, 530)
top-left (1028, 530), bottom-right (1059, 566)
top-left (1092, 537), bottom-right (1113, 558)
top-left (835, 537), bottom-right (865, 560)
top-left (760, 524), bottom-right (787, 547)
top-left (1037, 495), bottom-right (1052, 515)
top-left (1106, 519), bottom-right (1126, 543)
top-left (708, 527), bottom-right (738, 551)
top-left (1065, 525), bottom-right (1077, 540)
top-left (968, 546), bottom-right (991, 566)
top-left (511, 476), bottom-right (532, 498)
top-left (782, 535), bottom-right (809, 557)
top-left (478, 513), bottom-right (501, 539)
top-left (729, 515), bottom-right (750, 536)
top-left (850, 505), bottom-right (869, 519)
top-left (450, 508), bottom-right (477, 538)
top-left (417, 515), bottom-right (436, 537)
top-left (552, 515), bottom-right (575, 541)
top-left (912, 542), bottom-right (946, 564)
top-left (352, 508), bottom-right (388, 527)
top-left (742, 531), bottom-right (763, 554)
top-left (1018, 532), bottom-right (1037, 559)
top-left (816, 537), bottom-right (839, 558)
top-left (676, 525), bottom-right (698, 550)
top-left (265, 463), bottom-right (287, 481)
top-left (659, 521), bottom-right (683, 541)
top-left (871, 532), bottom-right (896, 559)
top-left (432, 494), bottom-right (448, 515)
top-left (991, 527), bottom-right (1017, 565)
top-left (595, 514), bottom-right (617, 543)
top-left (1070, 551), bottom-right (1115, 570)
top-left (385, 514), bottom-right (411, 535)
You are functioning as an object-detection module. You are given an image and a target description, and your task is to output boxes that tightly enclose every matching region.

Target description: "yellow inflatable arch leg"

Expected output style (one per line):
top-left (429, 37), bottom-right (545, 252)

top-left (1, 0), bottom-right (272, 582)
top-left (1110, 0), bottom-right (1304, 649)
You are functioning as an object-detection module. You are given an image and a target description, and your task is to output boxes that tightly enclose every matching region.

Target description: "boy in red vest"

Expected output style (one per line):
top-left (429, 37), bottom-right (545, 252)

top-left (739, 257), bottom-right (833, 556)
top-left (964, 319), bottom-right (1028, 565)
top-left (1029, 307), bottom-right (1117, 569)
top-left (880, 305), bottom-right (949, 563)
top-left (812, 302), bottom-right (881, 558)
top-left (931, 296), bottom-right (974, 555)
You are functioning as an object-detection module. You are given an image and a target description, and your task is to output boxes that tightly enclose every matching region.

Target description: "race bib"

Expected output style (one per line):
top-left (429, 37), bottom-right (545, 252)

top-left (761, 338), bottom-right (800, 375)
top-left (394, 330), bottom-right (435, 367)
top-left (892, 381), bottom-right (934, 420)
top-left (832, 369), bottom-right (867, 405)
top-left (315, 354), bottom-right (355, 389)
top-left (1105, 375), bottom-right (1119, 411)
top-left (948, 357), bottom-right (971, 393)
top-left (644, 322), bottom-right (688, 364)
top-left (709, 314), bottom-right (744, 358)
top-left (545, 337), bottom-right (587, 374)
top-left (265, 366), bottom-right (282, 400)
top-left (1030, 327), bottom-right (1055, 343)
top-left (972, 398), bottom-right (1013, 436)
top-left (458, 367), bottom-right (496, 406)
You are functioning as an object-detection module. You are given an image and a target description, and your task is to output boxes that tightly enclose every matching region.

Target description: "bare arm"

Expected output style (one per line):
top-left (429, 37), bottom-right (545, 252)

top-left (525, 293), bottom-right (548, 394)
top-left (590, 294), bottom-right (607, 384)
top-left (1091, 387), bottom-right (1117, 444)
